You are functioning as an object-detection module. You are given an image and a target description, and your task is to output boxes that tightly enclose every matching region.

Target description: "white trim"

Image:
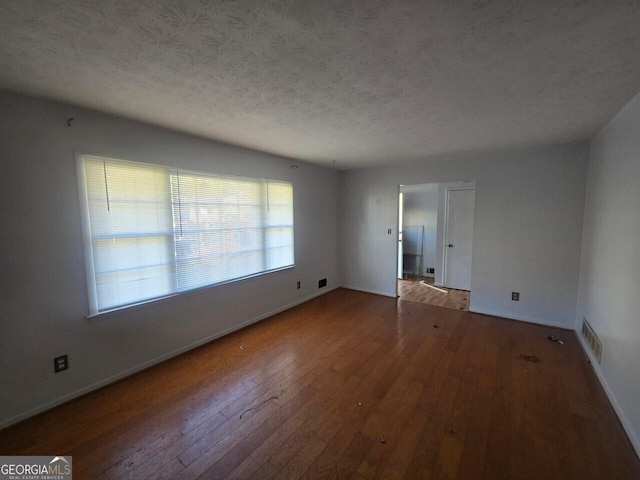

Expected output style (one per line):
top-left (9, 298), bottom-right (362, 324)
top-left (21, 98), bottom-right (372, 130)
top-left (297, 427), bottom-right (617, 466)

top-left (396, 189), bottom-right (403, 293)
top-left (442, 184), bottom-right (475, 289)
top-left (469, 307), bottom-right (572, 330)
top-left (575, 333), bottom-right (640, 458)
top-left (0, 286), bottom-right (339, 430)
top-left (342, 285), bottom-right (397, 298)
top-left (75, 153), bottom-right (99, 315)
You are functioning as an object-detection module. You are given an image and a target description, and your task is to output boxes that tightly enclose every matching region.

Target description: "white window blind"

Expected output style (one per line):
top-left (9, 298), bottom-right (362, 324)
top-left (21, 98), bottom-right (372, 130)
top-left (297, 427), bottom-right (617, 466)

top-left (78, 155), bottom-right (294, 315)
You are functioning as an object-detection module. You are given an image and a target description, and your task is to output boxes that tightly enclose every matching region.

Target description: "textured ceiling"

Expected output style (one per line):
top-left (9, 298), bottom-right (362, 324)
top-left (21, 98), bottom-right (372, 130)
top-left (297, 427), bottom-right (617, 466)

top-left (1, 0), bottom-right (640, 169)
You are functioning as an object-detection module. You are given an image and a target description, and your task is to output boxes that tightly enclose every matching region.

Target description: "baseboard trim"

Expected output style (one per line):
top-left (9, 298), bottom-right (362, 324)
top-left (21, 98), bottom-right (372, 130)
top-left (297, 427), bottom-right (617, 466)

top-left (0, 286), bottom-right (340, 430)
top-left (341, 285), bottom-right (396, 298)
top-left (575, 333), bottom-right (640, 458)
top-left (469, 307), bottom-right (572, 330)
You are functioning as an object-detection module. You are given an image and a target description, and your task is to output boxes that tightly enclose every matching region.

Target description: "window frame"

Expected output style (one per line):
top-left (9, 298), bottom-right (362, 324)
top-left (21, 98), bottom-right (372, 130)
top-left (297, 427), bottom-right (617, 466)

top-left (76, 153), bottom-right (295, 319)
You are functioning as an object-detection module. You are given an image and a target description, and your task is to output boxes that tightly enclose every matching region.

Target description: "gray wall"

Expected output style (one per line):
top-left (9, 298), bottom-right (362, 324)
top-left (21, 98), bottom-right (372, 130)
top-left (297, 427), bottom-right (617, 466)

top-left (341, 142), bottom-right (589, 327)
top-left (0, 91), bottom-right (341, 427)
top-left (576, 91), bottom-right (640, 454)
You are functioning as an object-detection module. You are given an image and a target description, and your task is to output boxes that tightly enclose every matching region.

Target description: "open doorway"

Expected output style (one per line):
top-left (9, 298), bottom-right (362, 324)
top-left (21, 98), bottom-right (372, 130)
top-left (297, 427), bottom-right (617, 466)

top-left (397, 182), bottom-right (475, 311)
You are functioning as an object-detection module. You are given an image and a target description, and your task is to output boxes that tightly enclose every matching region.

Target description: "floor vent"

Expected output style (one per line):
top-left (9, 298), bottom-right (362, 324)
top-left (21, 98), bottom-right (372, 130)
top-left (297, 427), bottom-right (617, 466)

top-left (581, 318), bottom-right (603, 363)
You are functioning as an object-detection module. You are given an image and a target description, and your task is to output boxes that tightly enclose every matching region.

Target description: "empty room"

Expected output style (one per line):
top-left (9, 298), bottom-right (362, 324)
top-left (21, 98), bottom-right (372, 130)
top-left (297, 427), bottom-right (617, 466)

top-left (1, 1), bottom-right (639, 479)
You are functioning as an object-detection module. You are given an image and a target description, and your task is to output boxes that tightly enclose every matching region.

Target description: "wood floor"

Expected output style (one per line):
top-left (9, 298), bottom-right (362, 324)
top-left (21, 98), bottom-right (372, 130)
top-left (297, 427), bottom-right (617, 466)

top-left (2, 288), bottom-right (639, 479)
top-left (398, 277), bottom-right (470, 311)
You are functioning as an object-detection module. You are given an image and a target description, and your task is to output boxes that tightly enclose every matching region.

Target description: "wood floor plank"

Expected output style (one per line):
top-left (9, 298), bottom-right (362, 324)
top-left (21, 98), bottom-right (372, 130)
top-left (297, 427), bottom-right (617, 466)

top-left (376, 406), bottom-right (431, 480)
top-left (225, 414), bottom-right (304, 480)
top-left (1, 289), bottom-right (638, 480)
top-left (404, 374), bottom-right (463, 479)
top-left (455, 340), bottom-right (499, 479)
top-left (195, 385), bottom-right (316, 479)
top-left (357, 379), bottom-right (424, 478)
top-left (105, 411), bottom-right (230, 479)
top-left (273, 435), bottom-right (327, 480)
top-left (303, 417), bottom-right (374, 479)
top-left (266, 421), bottom-right (316, 472)
top-left (176, 400), bottom-right (281, 478)
top-left (311, 377), bottom-right (368, 443)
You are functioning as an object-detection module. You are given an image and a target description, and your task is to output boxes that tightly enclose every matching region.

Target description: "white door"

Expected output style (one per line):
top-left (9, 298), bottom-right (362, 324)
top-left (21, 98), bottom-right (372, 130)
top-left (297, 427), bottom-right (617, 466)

top-left (397, 192), bottom-right (404, 279)
top-left (444, 188), bottom-right (475, 291)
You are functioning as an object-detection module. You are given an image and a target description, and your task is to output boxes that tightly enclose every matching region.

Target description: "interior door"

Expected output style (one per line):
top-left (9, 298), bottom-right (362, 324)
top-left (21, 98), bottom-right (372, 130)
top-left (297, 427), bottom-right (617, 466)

top-left (444, 188), bottom-right (475, 290)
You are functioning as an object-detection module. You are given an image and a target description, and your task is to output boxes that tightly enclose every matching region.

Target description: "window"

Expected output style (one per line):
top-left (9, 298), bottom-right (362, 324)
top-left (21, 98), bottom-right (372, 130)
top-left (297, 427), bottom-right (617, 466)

top-left (77, 155), bottom-right (294, 315)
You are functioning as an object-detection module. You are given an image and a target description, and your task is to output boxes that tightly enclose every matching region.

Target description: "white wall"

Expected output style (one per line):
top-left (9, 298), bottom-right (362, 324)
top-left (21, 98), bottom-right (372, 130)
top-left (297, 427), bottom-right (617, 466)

top-left (576, 91), bottom-right (640, 455)
top-left (400, 184), bottom-right (439, 276)
top-left (341, 142), bottom-right (588, 327)
top-left (0, 91), bottom-right (341, 427)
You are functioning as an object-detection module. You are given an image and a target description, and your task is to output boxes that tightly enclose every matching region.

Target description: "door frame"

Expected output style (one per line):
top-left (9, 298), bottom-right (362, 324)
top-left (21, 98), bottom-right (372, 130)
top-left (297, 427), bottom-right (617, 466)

top-left (397, 191), bottom-right (404, 280)
top-left (441, 184), bottom-right (476, 290)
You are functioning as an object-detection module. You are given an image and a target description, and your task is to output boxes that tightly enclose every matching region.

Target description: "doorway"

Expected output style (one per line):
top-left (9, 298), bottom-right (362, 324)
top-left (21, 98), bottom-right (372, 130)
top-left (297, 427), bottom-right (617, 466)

top-left (397, 182), bottom-right (475, 311)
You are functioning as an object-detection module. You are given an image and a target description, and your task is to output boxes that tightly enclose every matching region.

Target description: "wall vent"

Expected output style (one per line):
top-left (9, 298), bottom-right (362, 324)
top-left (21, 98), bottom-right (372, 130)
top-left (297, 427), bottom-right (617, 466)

top-left (581, 318), bottom-right (603, 363)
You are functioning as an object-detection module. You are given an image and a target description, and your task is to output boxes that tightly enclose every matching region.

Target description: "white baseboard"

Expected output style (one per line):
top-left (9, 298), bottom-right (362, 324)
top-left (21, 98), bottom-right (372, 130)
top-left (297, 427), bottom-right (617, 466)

top-left (0, 286), bottom-right (339, 430)
top-left (341, 285), bottom-right (397, 298)
top-left (469, 307), bottom-right (572, 330)
top-left (575, 333), bottom-right (640, 458)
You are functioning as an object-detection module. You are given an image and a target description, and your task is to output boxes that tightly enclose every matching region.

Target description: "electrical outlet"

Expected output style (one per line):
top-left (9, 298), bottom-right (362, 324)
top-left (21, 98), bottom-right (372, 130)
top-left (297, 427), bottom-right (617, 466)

top-left (297, 281), bottom-right (301, 289)
top-left (512, 292), bottom-right (520, 301)
top-left (54, 355), bottom-right (68, 373)
top-left (318, 278), bottom-right (327, 288)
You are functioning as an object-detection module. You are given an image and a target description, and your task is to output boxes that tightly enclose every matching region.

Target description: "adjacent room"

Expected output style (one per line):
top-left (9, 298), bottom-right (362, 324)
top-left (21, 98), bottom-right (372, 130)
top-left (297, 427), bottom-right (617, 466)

top-left (1, 1), bottom-right (640, 478)
top-left (397, 182), bottom-right (473, 311)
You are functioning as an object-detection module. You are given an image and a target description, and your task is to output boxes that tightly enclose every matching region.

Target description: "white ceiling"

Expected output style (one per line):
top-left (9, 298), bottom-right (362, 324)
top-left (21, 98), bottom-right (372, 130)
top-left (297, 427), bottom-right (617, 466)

top-left (1, 1), bottom-right (640, 169)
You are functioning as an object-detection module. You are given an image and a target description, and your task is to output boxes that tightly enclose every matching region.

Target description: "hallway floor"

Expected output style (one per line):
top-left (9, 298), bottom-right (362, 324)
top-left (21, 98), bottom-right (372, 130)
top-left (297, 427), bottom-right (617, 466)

top-left (398, 276), bottom-right (470, 311)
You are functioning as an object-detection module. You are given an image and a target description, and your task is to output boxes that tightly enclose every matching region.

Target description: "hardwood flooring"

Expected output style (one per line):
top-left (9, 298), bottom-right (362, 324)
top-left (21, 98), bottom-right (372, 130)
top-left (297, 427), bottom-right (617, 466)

top-left (398, 277), bottom-right (470, 311)
top-left (1, 288), bottom-right (638, 479)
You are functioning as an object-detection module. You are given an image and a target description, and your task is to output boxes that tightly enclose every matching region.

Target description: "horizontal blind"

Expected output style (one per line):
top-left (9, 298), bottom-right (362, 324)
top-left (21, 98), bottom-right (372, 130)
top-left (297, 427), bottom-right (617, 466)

top-left (78, 155), bottom-right (294, 316)
top-left (81, 156), bottom-right (176, 314)
top-left (171, 170), bottom-right (294, 291)
top-left (264, 181), bottom-right (294, 270)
